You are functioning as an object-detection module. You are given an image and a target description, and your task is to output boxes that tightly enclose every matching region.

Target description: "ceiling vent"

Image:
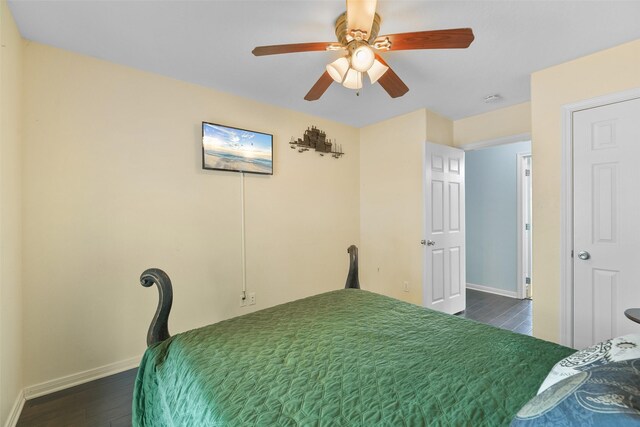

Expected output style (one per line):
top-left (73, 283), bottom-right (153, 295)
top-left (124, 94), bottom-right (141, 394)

top-left (483, 94), bottom-right (502, 103)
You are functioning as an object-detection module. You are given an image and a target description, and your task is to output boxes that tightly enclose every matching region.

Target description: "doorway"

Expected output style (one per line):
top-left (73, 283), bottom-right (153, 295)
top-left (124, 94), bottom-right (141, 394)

top-left (457, 139), bottom-right (533, 334)
top-left (465, 140), bottom-right (532, 302)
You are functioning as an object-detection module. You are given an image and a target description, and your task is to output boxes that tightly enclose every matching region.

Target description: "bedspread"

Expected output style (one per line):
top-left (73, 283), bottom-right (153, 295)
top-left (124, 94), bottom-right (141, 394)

top-left (133, 289), bottom-right (573, 426)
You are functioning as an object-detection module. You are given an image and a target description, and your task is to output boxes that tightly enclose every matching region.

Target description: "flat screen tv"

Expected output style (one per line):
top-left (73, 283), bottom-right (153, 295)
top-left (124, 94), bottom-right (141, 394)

top-left (202, 122), bottom-right (273, 175)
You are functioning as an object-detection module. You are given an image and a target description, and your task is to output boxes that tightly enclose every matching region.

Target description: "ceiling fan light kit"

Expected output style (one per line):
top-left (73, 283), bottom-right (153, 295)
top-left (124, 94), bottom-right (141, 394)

top-left (253, 0), bottom-right (475, 101)
top-left (326, 57), bottom-right (350, 83)
top-left (367, 59), bottom-right (389, 84)
top-left (327, 43), bottom-right (386, 90)
top-left (350, 43), bottom-right (375, 72)
top-left (343, 68), bottom-right (363, 90)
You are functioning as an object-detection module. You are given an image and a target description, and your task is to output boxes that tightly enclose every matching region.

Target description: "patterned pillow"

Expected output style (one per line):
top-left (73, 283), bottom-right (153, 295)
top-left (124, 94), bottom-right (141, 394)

top-left (512, 358), bottom-right (640, 426)
top-left (538, 333), bottom-right (640, 394)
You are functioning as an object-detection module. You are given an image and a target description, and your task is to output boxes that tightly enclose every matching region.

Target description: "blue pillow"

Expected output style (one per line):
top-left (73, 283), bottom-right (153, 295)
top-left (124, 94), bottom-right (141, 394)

top-left (512, 358), bottom-right (640, 426)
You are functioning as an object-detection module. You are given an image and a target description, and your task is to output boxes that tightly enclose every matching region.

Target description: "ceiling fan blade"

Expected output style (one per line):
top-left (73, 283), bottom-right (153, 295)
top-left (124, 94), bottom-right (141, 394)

top-left (374, 55), bottom-right (409, 98)
top-left (252, 42), bottom-right (339, 56)
top-left (304, 71), bottom-right (334, 101)
top-left (346, 0), bottom-right (377, 37)
top-left (376, 28), bottom-right (474, 51)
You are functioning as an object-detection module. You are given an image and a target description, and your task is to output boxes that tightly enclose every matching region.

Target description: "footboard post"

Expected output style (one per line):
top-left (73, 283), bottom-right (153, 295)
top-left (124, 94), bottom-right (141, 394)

top-left (140, 268), bottom-right (173, 346)
top-left (345, 245), bottom-right (360, 289)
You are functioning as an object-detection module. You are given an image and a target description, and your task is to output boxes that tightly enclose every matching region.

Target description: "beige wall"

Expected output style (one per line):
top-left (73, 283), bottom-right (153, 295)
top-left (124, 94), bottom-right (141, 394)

top-left (426, 110), bottom-right (453, 146)
top-left (359, 109), bottom-right (451, 305)
top-left (453, 102), bottom-right (531, 147)
top-left (21, 43), bottom-right (360, 387)
top-left (10, 9), bottom-right (638, 400)
top-left (360, 110), bottom-right (426, 304)
top-left (531, 39), bottom-right (640, 343)
top-left (0, 0), bottom-right (24, 423)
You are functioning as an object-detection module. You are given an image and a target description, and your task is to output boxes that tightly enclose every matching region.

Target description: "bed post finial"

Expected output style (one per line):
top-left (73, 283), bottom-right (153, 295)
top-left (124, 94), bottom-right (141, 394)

top-left (140, 268), bottom-right (173, 347)
top-left (345, 245), bottom-right (360, 289)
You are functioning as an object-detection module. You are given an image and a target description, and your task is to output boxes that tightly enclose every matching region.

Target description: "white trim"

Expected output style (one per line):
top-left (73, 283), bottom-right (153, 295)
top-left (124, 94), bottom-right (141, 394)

top-left (3, 390), bottom-right (25, 427)
top-left (24, 355), bottom-right (141, 400)
top-left (516, 153), bottom-right (532, 300)
top-left (460, 133), bottom-right (531, 152)
top-left (421, 140), bottom-right (429, 308)
top-left (560, 103), bottom-right (574, 348)
top-left (467, 282), bottom-right (519, 299)
top-left (560, 87), bottom-right (640, 348)
top-left (516, 154), bottom-right (524, 300)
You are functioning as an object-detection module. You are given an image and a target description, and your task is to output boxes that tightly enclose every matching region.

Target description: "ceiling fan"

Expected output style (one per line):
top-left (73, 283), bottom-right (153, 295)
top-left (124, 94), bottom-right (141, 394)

top-left (252, 0), bottom-right (474, 101)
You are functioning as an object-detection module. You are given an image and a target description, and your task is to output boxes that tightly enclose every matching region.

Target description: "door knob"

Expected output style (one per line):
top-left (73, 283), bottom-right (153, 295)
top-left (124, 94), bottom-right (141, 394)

top-left (578, 251), bottom-right (590, 260)
top-left (421, 240), bottom-right (436, 246)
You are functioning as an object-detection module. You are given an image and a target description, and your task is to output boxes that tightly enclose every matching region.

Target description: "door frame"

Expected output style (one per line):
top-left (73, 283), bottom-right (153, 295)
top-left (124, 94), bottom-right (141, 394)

top-left (516, 153), bottom-right (532, 300)
top-left (462, 135), bottom-right (532, 302)
top-left (560, 87), bottom-right (640, 347)
top-left (461, 133), bottom-right (531, 152)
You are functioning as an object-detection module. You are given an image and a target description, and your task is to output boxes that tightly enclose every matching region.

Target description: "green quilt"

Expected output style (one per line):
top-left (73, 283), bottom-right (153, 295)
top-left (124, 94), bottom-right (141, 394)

top-left (133, 290), bottom-right (573, 426)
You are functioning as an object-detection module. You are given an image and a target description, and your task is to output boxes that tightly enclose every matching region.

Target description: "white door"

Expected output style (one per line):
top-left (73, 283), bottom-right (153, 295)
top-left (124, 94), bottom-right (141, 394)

top-left (573, 97), bottom-right (640, 349)
top-left (424, 143), bottom-right (466, 314)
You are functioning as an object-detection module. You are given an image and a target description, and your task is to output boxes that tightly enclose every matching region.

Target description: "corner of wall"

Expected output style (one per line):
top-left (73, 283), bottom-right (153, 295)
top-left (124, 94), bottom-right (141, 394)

top-left (359, 109), bottom-right (427, 306)
top-left (453, 102), bottom-right (531, 148)
top-left (425, 109), bottom-right (454, 147)
top-left (0, 0), bottom-right (25, 425)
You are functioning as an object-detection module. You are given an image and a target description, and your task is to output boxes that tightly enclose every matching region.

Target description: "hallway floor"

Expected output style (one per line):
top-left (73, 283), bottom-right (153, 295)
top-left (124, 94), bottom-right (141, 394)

top-left (459, 289), bottom-right (532, 335)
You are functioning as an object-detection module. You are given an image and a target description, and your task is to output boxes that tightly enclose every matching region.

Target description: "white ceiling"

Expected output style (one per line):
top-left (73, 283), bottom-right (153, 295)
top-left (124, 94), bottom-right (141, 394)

top-left (8, 0), bottom-right (640, 127)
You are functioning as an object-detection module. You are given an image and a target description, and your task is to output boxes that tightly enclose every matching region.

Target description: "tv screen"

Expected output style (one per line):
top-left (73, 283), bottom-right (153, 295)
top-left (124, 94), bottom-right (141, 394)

top-left (202, 122), bottom-right (273, 175)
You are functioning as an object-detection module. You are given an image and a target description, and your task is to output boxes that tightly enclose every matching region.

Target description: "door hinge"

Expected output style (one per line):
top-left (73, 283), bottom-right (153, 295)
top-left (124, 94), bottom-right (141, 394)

top-left (525, 277), bottom-right (531, 285)
top-left (525, 223), bottom-right (530, 231)
top-left (525, 169), bottom-right (531, 176)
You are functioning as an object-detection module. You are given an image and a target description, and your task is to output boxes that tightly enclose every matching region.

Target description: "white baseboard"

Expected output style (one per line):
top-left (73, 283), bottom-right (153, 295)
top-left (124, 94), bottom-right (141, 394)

top-left (467, 283), bottom-right (519, 299)
top-left (24, 355), bottom-right (141, 400)
top-left (4, 390), bottom-right (25, 427)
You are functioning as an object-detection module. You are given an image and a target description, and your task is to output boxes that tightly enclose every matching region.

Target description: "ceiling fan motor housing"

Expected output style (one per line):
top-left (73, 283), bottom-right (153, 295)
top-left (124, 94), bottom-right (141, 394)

top-left (335, 12), bottom-right (382, 45)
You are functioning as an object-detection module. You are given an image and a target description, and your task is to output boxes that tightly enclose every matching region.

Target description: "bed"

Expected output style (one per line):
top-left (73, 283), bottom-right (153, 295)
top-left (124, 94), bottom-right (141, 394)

top-left (133, 246), bottom-right (574, 426)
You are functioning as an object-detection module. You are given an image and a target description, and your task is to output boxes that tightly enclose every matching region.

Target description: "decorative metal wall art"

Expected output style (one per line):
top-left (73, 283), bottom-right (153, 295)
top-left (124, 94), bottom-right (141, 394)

top-left (290, 126), bottom-right (344, 158)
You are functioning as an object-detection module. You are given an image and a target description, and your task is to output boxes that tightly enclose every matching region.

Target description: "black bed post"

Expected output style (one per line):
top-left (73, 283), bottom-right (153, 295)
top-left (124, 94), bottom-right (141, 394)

top-left (345, 245), bottom-right (360, 289)
top-left (140, 268), bottom-right (173, 346)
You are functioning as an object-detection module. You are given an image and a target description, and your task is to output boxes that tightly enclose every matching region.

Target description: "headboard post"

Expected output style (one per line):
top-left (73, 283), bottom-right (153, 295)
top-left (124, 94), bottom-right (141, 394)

top-left (140, 268), bottom-right (173, 346)
top-left (345, 245), bottom-right (360, 289)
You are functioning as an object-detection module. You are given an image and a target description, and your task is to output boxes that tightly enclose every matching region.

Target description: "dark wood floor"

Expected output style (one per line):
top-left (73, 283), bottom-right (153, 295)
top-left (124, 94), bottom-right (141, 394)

top-left (459, 288), bottom-right (533, 335)
top-left (17, 289), bottom-right (531, 426)
top-left (17, 369), bottom-right (137, 427)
